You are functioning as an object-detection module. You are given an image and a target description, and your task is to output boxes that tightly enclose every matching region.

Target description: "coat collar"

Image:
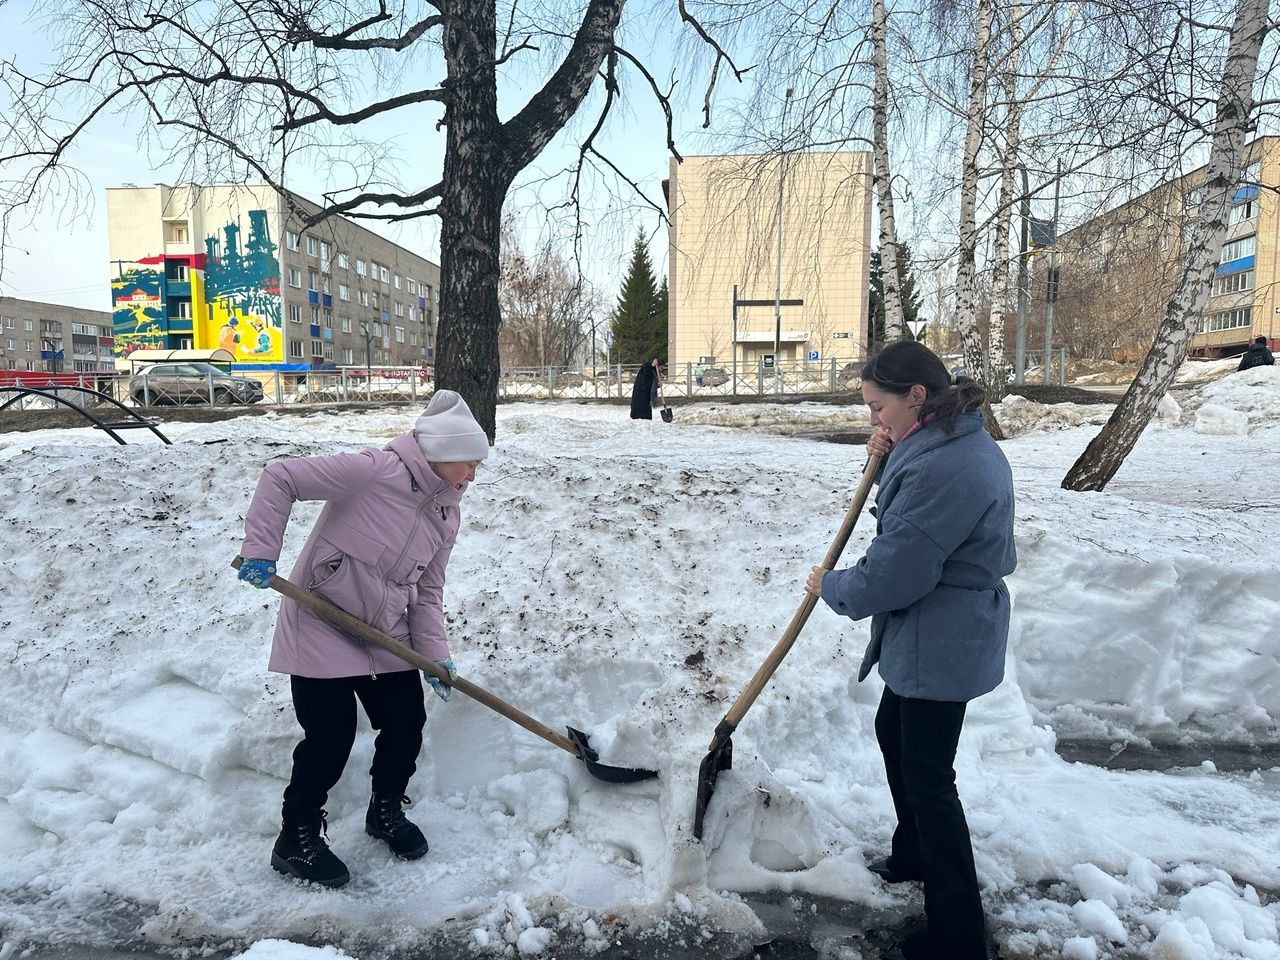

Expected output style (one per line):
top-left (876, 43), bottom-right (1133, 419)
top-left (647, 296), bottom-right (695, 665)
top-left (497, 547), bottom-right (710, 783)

top-left (386, 432), bottom-right (465, 507)
top-left (884, 410), bottom-right (984, 474)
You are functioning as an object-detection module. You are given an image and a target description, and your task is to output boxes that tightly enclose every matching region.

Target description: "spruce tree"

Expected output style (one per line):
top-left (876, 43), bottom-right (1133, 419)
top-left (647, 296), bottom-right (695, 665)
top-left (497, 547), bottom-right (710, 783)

top-left (652, 277), bottom-right (669, 362)
top-left (611, 234), bottom-right (661, 364)
top-left (867, 244), bottom-right (922, 353)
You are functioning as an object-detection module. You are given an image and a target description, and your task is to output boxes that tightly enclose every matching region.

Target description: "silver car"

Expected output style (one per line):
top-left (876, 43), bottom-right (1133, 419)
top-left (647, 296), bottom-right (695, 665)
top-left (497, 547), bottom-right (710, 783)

top-left (130, 362), bottom-right (264, 405)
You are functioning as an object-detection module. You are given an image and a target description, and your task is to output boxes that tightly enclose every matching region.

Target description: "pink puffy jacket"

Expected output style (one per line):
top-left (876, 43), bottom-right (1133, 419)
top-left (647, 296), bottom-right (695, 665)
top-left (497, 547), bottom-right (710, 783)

top-left (241, 433), bottom-right (462, 678)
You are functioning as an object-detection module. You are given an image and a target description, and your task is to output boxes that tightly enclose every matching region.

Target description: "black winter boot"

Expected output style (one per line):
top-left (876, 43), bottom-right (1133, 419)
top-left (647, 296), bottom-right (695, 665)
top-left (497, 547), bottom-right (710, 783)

top-left (271, 811), bottom-right (350, 888)
top-left (366, 794), bottom-right (429, 860)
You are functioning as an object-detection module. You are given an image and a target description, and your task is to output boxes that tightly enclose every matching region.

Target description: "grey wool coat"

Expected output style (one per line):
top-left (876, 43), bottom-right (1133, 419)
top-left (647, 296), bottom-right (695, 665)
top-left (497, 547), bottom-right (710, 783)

top-left (820, 410), bottom-right (1016, 702)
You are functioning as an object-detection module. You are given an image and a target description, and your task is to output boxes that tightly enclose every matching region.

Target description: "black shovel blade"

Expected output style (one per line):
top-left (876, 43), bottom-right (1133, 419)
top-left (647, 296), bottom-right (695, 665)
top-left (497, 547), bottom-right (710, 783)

top-left (693, 722), bottom-right (735, 840)
top-left (565, 726), bottom-right (658, 784)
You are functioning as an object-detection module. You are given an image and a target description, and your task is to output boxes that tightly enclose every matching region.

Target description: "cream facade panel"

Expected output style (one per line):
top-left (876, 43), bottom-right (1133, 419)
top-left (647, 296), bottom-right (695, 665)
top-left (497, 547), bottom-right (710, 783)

top-left (668, 151), bottom-right (872, 369)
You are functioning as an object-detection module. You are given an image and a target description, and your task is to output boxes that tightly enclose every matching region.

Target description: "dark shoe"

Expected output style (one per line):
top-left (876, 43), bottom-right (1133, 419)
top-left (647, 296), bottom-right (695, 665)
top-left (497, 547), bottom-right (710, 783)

top-left (882, 930), bottom-right (994, 960)
top-left (366, 793), bottom-right (429, 860)
top-left (869, 856), bottom-right (925, 884)
top-left (271, 811), bottom-right (350, 888)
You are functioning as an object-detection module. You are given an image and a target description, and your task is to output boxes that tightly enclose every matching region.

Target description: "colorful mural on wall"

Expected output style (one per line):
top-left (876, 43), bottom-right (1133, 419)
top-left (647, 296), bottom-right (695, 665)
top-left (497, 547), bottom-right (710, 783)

top-left (111, 208), bottom-right (283, 364)
top-left (197, 209), bottom-right (283, 363)
top-left (111, 264), bottom-right (166, 357)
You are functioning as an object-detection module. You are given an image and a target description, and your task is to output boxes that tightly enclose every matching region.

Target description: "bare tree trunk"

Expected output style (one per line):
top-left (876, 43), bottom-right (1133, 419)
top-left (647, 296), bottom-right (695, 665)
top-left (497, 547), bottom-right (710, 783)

top-left (987, 5), bottom-right (1023, 404)
top-left (437, 1), bottom-right (508, 439)
top-left (872, 0), bottom-right (905, 342)
top-left (952, 0), bottom-right (996, 385)
top-left (1062, 0), bottom-right (1269, 491)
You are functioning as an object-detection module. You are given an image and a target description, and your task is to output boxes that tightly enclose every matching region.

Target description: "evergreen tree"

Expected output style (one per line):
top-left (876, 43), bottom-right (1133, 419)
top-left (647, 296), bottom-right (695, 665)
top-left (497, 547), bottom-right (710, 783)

top-left (611, 234), bottom-right (662, 364)
top-left (867, 244), bottom-right (922, 353)
top-left (652, 276), bottom-right (669, 361)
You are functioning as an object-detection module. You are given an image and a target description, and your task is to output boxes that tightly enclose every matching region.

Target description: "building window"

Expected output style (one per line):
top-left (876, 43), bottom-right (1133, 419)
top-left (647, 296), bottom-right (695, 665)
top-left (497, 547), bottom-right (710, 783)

top-left (372, 291), bottom-right (379, 308)
top-left (290, 340), bottom-right (303, 358)
top-left (342, 347), bottom-right (354, 364)
top-left (322, 277), bottom-right (331, 295)
top-left (356, 259), bottom-right (367, 277)
top-left (380, 265), bottom-right (390, 283)
top-left (337, 252), bottom-right (349, 269)
top-left (394, 302), bottom-right (405, 318)
top-left (308, 269), bottom-right (318, 292)
top-left (72, 323), bottom-right (96, 336)
top-left (166, 221), bottom-right (188, 243)
top-left (409, 306), bottom-right (416, 323)
top-left (306, 236), bottom-right (319, 257)
top-left (286, 231), bottom-right (300, 251)
top-left (339, 283), bottom-right (350, 301)
top-left (406, 280), bottom-right (416, 296)
top-left (288, 267), bottom-right (302, 288)
top-left (1228, 199), bottom-right (1257, 225)
top-left (23, 318), bottom-right (32, 331)
top-left (1213, 269), bottom-right (1254, 297)
top-left (393, 274), bottom-right (401, 289)
top-left (5, 339), bottom-right (12, 350)
top-left (288, 304), bottom-right (302, 323)
top-left (340, 316), bottom-right (351, 333)
top-left (322, 342), bottom-right (334, 360)
top-left (358, 290), bottom-right (369, 307)
top-left (1220, 234), bottom-right (1256, 264)
top-left (395, 326), bottom-right (405, 343)
top-left (311, 339), bottom-right (323, 356)
top-left (1204, 306), bottom-right (1252, 333)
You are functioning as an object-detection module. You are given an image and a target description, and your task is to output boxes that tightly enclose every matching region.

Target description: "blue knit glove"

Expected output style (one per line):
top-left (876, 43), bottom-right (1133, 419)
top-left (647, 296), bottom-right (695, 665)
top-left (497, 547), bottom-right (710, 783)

top-left (238, 558), bottom-right (277, 589)
top-left (427, 659), bottom-right (458, 702)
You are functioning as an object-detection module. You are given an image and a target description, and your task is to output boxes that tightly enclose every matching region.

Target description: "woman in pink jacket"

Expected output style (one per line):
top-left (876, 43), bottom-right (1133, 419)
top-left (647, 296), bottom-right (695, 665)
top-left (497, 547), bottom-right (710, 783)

top-left (237, 390), bottom-right (488, 888)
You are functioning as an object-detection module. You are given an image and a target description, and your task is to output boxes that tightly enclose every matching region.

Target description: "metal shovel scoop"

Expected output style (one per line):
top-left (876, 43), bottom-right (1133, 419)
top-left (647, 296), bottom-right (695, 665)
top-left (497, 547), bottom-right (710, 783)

top-left (693, 454), bottom-right (881, 838)
top-left (233, 558), bottom-right (657, 784)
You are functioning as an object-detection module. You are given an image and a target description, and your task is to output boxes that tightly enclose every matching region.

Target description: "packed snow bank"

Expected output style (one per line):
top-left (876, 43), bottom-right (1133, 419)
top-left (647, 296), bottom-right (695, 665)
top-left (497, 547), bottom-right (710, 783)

top-left (992, 396), bottom-right (1113, 437)
top-left (1, 403), bottom-right (1278, 959)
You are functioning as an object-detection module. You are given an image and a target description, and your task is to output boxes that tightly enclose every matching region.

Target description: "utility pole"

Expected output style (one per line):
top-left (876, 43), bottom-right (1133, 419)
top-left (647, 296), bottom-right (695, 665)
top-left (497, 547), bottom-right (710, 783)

top-left (774, 87), bottom-right (794, 376)
top-left (1015, 165), bottom-right (1030, 385)
top-left (1044, 159), bottom-right (1061, 385)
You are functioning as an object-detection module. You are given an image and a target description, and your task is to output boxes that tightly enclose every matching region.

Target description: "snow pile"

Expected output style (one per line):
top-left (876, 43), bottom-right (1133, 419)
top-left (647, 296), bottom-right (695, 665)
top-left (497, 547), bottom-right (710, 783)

top-left (1192, 364), bottom-right (1280, 425)
top-left (1, 403), bottom-right (1279, 959)
top-left (993, 396), bottom-right (1113, 437)
top-left (1194, 403), bottom-right (1250, 437)
top-left (1175, 357), bottom-right (1246, 386)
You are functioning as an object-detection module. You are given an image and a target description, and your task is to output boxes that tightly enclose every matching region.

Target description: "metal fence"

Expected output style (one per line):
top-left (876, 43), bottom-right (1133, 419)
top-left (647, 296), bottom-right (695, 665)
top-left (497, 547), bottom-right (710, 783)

top-left (0, 357), bottom-right (873, 413)
top-left (499, 358), bottom-right (870, 401)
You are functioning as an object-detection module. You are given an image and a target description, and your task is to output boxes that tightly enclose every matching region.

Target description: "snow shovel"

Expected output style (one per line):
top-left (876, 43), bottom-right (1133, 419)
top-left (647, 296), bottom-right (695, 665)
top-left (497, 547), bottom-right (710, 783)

top-left (692, 453), bottom-right (882, 838)
top-left (232, 558), bottom-right (657, 784)
top-left (659, 378), bottom-right (673, 423)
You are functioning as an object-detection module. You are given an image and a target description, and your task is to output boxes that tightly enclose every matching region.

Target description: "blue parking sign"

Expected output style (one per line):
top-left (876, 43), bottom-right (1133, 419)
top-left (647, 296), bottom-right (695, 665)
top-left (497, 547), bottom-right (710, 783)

top-left (808, 350), bottom-right (820, 361)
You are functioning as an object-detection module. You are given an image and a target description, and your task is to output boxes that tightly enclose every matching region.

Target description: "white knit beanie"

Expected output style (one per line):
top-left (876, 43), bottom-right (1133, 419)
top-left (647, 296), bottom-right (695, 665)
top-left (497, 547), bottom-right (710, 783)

top-left (414, 390), bottom-right (490, 462)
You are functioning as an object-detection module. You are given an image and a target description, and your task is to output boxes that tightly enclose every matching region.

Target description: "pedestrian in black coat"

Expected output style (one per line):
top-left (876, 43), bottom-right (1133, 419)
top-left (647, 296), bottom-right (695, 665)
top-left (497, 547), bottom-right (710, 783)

top-left (1238, 336), bottom-right (1275, 371)
top-left (630, 359), bottom-right (662, 419)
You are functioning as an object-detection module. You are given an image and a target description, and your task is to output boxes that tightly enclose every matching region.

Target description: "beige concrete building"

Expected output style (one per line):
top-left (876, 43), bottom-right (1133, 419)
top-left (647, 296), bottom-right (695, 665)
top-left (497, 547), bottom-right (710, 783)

top-left (1057, 137), bottom-right (1279, 360)
top-left (107, 183), bottom-right (441, 371)
top-left (666, 151), bottom-right (873, 370)
top-left (0, 297), bottom-right (114, 380)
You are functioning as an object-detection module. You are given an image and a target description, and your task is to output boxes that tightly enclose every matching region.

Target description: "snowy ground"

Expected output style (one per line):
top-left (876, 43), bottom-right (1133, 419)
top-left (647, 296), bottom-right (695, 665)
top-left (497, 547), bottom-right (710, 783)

top-left (1, 368), bottom-right (1279, 960)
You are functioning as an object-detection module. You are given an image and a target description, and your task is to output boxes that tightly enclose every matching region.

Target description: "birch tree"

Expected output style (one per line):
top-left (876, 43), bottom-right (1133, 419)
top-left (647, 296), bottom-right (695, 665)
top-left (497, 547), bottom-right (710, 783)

top-left (871, 0), bottom-right (906, 342)
top-left (1062, 0), bottom-right (1273, 491)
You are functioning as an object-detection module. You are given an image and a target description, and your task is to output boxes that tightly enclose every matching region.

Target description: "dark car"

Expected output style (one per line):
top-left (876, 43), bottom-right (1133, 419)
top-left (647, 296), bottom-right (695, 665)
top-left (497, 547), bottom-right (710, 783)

top-left (838, 362), bottom-right (861, 382)
top-left (130, 362), bottom-right (264, 405)
top-left (699, 366), bottom-right (729, 386)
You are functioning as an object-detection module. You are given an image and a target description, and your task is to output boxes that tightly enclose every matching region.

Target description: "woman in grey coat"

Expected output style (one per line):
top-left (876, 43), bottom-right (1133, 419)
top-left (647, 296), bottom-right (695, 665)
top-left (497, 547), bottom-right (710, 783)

top-left (807, 340), bottom-right (1015, 960)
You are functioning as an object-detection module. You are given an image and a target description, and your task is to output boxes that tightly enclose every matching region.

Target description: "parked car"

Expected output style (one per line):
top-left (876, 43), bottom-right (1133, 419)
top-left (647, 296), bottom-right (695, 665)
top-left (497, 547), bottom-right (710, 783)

top-left (130, 362), bottom-right (264, 405)
top-left (838, 362), bottom-right (861, 382)
top-left (699, 366), bottom-right (729, 386)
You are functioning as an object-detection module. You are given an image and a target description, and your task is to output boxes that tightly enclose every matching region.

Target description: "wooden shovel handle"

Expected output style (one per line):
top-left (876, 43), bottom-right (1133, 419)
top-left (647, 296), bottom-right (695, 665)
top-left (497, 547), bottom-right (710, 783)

top-left (230, 557), bottom-right (582, 758)
top-left (713, 454), bottom-right (882, 744)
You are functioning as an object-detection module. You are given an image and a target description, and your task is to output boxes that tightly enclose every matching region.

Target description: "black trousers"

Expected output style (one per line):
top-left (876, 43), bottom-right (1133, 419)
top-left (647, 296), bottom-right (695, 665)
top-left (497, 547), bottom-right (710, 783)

top-left (875, 686), bottom-right (987, 956)
top-left (281, 670), bottom-right (426, 825)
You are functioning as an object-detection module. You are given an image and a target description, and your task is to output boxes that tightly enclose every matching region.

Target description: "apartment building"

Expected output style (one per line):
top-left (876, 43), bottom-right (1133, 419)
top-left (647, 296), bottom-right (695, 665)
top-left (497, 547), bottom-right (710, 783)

top-left (666, 151), bottom-right (873, 369)
top-left (106, 184), bottom-right (441, 370)
top-left (1056, 138), bottom-right (1278, 360)
top-left (0, 297), bottom-right (115, 379)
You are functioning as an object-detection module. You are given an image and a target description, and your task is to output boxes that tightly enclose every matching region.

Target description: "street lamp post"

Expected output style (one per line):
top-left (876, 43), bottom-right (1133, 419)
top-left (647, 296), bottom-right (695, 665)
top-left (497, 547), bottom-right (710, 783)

top-left (774, 87), bottom-right (794, 389)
